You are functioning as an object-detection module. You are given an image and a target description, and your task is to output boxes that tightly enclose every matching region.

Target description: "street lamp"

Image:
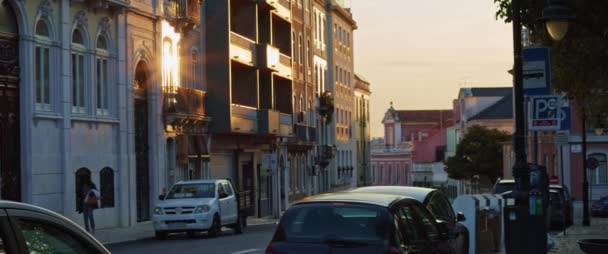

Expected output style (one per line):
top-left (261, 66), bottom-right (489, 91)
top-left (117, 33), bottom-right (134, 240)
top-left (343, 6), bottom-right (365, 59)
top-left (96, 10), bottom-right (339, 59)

top-left (539, 0), bottom-right (575, 41)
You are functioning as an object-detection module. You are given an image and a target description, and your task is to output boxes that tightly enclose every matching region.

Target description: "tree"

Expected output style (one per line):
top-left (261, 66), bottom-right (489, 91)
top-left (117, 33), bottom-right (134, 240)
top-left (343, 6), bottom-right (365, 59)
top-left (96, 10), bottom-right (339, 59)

top-left (445, 125), bottom-right (511, 184)
top-left (493, 0), bottom-right (608, 127)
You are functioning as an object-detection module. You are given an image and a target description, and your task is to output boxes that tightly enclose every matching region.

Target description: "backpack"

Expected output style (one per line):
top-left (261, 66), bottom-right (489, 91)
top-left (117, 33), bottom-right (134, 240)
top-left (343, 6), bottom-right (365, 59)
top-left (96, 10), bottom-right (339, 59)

top-left (86, 191), bottom-right (98, 207)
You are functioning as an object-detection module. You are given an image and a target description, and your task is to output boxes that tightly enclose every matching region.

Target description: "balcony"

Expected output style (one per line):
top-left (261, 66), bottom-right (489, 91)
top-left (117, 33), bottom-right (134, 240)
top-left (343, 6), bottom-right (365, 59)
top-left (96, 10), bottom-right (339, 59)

top-left (295, 124), bottom-right (316, 143)
top-left (164, 87), bottom-right (207, 132)
top-left (230, 32), bottom-right (256, 66)
top-left (370, 142), bottom-right (414, 154)
top-left (257, 44), bottom-right (292, 78)
top-left (231, 104), bottom-right (258, 134)
top-left (258, 109), bottom-right (280, 135)
top-left (166, 0), bottom-right (201, 33)
top-left (317, 145), bottom-right (337, 169)
top-left (279, 113), bottom-right (293, 136)
top-left (258, 0), bottom-right (291, 21)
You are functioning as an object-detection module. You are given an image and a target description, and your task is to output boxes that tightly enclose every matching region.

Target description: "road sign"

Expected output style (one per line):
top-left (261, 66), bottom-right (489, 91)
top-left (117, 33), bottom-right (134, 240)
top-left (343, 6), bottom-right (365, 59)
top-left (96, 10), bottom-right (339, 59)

top-left (523, 47), bottom-right (551, 96)
top-left (554, 131), bottom-right (569, 145)
top-left (549, 176), bottom-right (559, 185)
top-left (587, 157), bottom-right (599, 170)
top-left (529, 95), bottom-right (561, 131)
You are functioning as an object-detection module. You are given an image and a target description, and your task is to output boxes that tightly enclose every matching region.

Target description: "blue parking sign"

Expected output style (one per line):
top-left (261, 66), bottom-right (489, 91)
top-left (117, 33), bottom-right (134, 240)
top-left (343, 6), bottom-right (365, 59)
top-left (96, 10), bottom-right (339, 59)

top-left (529, 95), bottom-right (560, 131)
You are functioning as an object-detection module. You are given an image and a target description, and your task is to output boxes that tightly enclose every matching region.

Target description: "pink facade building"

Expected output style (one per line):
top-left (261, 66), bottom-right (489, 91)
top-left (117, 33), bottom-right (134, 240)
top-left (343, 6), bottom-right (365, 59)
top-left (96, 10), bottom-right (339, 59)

top-left (371, 103), bottom-right (452, 186)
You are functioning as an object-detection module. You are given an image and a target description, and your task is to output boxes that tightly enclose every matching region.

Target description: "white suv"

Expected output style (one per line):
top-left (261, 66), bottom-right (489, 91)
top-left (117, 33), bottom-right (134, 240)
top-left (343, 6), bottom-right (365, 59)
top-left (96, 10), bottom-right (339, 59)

top-left (153, 179), bottom-right (242, 239)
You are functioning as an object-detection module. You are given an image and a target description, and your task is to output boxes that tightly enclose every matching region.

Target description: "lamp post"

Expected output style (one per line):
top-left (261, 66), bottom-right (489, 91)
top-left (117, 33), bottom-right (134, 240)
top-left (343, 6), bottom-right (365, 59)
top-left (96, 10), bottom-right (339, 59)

top-left (539, 0), bottom-right (581, 225)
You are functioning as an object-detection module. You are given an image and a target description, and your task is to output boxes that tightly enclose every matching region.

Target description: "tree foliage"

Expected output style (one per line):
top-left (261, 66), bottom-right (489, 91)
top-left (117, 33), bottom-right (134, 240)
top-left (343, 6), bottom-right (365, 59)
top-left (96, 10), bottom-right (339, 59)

top-left (445, 125), bottom-right (511, 183)
top-left (492, 0), bottom-right (608, 127)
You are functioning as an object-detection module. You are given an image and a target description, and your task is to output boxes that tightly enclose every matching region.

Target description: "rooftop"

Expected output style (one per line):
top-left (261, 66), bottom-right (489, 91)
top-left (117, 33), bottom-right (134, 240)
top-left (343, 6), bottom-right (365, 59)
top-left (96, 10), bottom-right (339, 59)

top-left (468, 93), bottom-right (513, 120)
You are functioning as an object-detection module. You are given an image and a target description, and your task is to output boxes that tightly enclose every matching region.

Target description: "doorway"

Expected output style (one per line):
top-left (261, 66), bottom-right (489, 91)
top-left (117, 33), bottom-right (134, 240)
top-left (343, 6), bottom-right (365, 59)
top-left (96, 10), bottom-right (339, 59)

top-left (0, 3), bottom-right (21, 201)
top-left (134, 61), bottom-right (150, 222)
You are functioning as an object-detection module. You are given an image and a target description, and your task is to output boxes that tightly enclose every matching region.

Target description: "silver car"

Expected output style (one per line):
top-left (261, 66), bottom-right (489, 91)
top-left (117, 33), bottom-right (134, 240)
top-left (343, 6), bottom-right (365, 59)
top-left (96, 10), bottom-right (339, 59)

top-left (0, 201), bottom-right (110, 254)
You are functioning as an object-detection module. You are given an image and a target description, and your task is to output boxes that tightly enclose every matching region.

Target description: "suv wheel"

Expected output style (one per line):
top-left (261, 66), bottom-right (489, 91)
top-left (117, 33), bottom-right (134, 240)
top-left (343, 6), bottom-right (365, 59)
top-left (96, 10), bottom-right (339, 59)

top-left (208, 215), bottom-right (221, 238)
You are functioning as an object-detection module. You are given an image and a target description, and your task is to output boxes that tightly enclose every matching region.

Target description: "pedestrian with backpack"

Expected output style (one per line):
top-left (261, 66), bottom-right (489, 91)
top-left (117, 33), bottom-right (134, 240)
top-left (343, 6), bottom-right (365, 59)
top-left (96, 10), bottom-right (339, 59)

top-left (82, 181), bottom-right (101, 233)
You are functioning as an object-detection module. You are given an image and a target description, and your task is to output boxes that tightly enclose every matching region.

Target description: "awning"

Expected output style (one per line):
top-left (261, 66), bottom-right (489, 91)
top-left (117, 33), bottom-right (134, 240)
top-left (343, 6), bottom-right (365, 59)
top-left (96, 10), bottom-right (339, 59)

top-left (188, 135), bottom-right (210, 161)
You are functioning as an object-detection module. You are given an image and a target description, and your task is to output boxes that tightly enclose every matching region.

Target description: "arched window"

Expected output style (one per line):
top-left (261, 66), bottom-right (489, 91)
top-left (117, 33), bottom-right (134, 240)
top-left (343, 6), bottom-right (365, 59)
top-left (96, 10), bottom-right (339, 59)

top-left (589, 153), bottom-right (608, 185)
top-left (100, 167), bottom-right (115, 207)
top-left (36, 19), bottom-right (50, 37)
top-left (75, 168), bottom-right (92, 212)
top-left (96, 35), bottom-right (110, 115)
top-left (35, 19), bottom-right (52, 111)
top-left (71, 28), bottom-right (87, 113)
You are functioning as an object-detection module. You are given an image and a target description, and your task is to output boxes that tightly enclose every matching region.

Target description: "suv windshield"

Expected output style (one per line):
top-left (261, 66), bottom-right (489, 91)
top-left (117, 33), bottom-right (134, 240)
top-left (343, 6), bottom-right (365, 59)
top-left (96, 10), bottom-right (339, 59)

top-left (166, 183), bottom-right (215, 199)
top-left (273, 203), bottom-right (390, 245)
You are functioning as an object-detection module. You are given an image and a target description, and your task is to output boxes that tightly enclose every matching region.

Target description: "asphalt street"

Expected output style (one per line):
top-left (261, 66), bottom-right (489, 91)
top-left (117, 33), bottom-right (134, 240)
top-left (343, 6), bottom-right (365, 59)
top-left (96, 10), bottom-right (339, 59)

top-left (107, 224), bottom-right (276, 254)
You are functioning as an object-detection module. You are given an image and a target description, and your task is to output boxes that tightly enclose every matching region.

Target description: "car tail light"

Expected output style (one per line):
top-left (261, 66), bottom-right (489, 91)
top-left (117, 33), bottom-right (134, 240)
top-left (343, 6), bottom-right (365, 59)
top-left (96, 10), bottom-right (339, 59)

top-left (387, 247), bottom-right (400, 254)
top-left (265, 243), bottom-right (273, 254)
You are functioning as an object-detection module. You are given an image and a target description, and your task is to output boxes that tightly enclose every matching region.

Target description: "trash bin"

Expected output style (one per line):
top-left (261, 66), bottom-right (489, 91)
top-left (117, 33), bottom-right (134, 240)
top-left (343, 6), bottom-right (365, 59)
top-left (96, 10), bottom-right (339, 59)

top-left (477, 207), bottom-right (501, 253)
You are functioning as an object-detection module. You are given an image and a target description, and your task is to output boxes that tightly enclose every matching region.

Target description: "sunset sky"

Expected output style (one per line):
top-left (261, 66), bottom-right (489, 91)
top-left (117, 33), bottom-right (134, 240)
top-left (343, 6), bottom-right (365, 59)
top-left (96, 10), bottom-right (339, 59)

top-left (351, 0), bottom-right (514, 137)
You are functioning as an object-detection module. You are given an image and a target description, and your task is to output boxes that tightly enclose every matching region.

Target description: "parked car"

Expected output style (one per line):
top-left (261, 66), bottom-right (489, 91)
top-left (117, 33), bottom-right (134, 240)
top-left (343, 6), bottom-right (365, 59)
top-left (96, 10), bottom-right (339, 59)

top-left (548, 189), bottom-right (568, 229)
top-left (351, 186), bottom-right (468, 254)
top-left (0, 200), bottom-right (110, 254)
top-left (153, 179), bottom-right (243, 239)
top-left (591, 196), bottom-right (608, 217)
top-left (492, 179), bottom-right (516, 195)
top-left (266, 192), bottom-right (454, 254)
top-left (549, 184), bottom-right (573, 226)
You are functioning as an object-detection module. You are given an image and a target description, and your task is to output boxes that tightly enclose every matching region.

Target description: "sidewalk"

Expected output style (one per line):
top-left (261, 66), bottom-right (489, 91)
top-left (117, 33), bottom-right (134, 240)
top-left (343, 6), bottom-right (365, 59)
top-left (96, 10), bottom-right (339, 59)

top-left (550, 217), bottom-right (608, 254)
top-left (95, 216), bottom-right (279, 245)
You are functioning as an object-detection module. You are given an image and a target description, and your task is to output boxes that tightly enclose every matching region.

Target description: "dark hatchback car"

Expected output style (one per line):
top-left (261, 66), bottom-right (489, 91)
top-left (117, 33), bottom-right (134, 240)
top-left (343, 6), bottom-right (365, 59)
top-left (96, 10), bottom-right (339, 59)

top-left (0, 201), bottom-right (110, 254)
top-left (351, 186), bottom-right (468, 254)
top-left (492, 179), bottom-right (515, 195)
top-left (549, 184), bottom-right (573, 226)
top-left (591, 196), bottom-right (608, 216)
top-left (266, 193), bottom-right (453, 254)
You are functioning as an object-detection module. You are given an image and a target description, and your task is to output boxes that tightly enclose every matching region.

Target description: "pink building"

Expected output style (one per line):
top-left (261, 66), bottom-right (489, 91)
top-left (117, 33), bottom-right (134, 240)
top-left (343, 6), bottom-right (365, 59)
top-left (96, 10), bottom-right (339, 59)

top-left (371, 103), bottom-right (453, 186)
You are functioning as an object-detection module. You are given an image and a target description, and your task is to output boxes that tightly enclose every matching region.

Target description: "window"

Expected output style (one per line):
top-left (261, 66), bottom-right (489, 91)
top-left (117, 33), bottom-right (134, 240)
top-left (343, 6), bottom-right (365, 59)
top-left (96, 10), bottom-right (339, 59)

top-left (396, 205), bottom-right (425, 243)
top-left (191, 50), bottom-right (199, 89)
top-left (16, 218), bottom-right (98, 254)
top-left (589, 153), bottom-right (608, 185)
top-left (71, 29), bottom-right (86, 113)
top-left (411, 205), bottom-right (440, 241)
top-left (396, 163), bottom-right (401, 184)
top-left (306, 39), bottom-right (311, 68)
top-left (427, 193), bottom-right (455, 222)
top-left (298, 34), bottom-right (303, 65)
top-left (100, 168), bottom-right (114, 208)
top-left (222, 182), bottom-right (234, 196)
top-left (166, 183), bottom-right (215, 199)
top-left (217, 183), bottom-right (226, 198)
top-left (75, 168), bottom-right (91, 212)
top-left (96, 58), bottom-right (108, 115)
top-left (35, 20), bottom-right (51, 111)
top-left (388, 164), bottom-right (393, 183)
top-left (379, 165), bottom-right (384, 184)
top-left (0, 224), bottom-right (8, 254)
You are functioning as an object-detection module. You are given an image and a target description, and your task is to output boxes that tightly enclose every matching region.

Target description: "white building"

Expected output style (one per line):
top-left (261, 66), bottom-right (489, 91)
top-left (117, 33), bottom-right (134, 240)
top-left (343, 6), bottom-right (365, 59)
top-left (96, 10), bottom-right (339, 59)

top-left (0, 0), bottom-right (209, 231)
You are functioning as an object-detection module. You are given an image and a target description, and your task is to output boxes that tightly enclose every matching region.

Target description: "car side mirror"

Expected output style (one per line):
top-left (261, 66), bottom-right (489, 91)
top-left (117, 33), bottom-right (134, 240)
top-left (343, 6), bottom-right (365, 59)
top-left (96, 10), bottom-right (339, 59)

top-left (158, 195), bottom-right (165, 201)
top-left (435, 220), bottom-right (449, 240)
top-left (218, 192), bottom-right (228, 199)
top-left (456, 212), bottom-right (466, 222)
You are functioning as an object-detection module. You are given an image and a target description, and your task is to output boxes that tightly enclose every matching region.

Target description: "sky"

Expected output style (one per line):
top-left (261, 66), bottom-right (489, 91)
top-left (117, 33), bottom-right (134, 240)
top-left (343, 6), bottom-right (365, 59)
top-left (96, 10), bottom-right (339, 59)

top-left (350, 0), bottom-right (514, 138)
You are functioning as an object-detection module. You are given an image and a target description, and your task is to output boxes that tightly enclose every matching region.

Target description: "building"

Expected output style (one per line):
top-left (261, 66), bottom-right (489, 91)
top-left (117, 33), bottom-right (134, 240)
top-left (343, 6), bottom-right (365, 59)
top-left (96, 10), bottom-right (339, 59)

top-left (0, 0), bottom-right (210, 231)
top-left (453, 87), bottom-right (513, 193)
top-left (371, 104), bottom-right (452, 186)
top-left (204, 0), bottom-right (294, 218)
top-left (326, 0), bottom-right (357, 190)
top-left (354, 74), bottom-right (371, 186)
top-left (287, 0), bottom-right (318, 203)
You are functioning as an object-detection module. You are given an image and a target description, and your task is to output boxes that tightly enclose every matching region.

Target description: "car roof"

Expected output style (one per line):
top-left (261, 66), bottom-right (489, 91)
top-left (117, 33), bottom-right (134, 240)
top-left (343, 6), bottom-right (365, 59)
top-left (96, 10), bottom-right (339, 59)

top-left (498, 179), bottom-right (515, 184)
top-left (350, 186), bottom-right (436, 203)
top-left (296, 192), bottom-right (417, 207)
top-left (176, 179), bottom-right (221, 184)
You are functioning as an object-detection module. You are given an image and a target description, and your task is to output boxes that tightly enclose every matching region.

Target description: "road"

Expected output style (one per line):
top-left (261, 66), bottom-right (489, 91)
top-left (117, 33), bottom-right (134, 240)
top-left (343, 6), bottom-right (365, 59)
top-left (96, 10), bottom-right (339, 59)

top-left (108, 224), bottom-right (276, 254)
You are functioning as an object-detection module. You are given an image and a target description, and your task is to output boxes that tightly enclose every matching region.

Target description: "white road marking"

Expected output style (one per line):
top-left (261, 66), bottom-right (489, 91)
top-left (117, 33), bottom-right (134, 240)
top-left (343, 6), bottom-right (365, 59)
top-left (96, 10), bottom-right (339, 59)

top-left (231, 249), bottom-right (261, 254)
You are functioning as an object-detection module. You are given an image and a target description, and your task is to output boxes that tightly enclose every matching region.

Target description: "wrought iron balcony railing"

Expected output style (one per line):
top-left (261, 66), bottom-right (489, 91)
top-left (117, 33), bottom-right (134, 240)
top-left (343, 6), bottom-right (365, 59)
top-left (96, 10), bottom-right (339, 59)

top-left (167, 0), bottom-right (201, 32)
top-left (164, 86), bottom-right (205, 117)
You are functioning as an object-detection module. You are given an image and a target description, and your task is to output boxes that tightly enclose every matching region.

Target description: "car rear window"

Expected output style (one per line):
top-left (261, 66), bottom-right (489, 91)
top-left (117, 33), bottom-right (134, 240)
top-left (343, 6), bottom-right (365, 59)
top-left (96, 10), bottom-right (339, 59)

top-left (494, 182), bottom-right (515, 194)
top-left (274, 203), bottom-right (390, 244)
